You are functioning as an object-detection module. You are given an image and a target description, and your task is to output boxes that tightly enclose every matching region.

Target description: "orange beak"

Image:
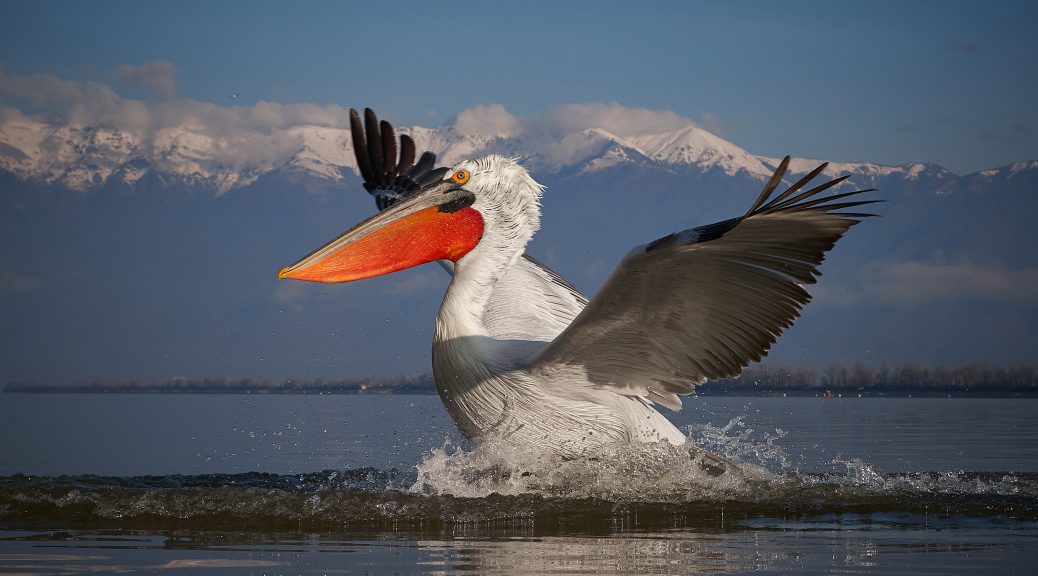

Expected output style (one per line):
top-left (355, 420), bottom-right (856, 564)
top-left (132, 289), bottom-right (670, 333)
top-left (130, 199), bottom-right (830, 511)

top-left (278, 184), bottom-right (483, 283)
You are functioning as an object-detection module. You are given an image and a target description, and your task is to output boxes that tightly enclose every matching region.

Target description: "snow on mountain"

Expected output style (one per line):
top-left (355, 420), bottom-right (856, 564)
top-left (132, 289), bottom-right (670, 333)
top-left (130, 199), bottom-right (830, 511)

top-left (629, 126), bottom-right (774, 179)
top-left (0, 111), bottom-right (1028, 194)
top-left (0, 119), bottom-right (143, 189)
top-left (402, 125), bottom-right (509, 166)
top-left (759, 155), bottom-right (958, 189)
top-left (580, 138), bottom-right (649, 174)
top-left (955, 159), bottom-right (1038, 195)
top-left (984, 160), bottom-right (1038, 179)
top-left (283, 126), bottom-right (353, 180)
top-left (955, 160), bottom-right (1038, 185)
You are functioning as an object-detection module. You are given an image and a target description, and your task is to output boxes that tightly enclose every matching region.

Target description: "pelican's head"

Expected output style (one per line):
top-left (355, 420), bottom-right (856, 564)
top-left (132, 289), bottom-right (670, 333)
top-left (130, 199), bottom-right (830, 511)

top-left (278, 154), bottom-right (543, 283)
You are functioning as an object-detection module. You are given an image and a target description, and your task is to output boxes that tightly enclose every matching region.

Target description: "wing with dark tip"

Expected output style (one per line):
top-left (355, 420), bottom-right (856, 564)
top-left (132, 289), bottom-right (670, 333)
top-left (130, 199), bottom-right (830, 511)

top-left (529, 157), bottom-right (879, 411)
top-left (349, 108), bottom-right (448, 210)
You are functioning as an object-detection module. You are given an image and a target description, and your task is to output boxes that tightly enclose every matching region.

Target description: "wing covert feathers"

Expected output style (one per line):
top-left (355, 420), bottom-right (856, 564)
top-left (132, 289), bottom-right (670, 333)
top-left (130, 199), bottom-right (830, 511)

top-left (532, 156), bottom-right (877, 411)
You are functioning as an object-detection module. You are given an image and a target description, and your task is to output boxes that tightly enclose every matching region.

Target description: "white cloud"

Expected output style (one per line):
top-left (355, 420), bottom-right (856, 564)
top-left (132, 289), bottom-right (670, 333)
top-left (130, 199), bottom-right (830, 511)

top-left (1, 65), bottom-right (724, 190)
top-left (441, 102), bottom-right (701, 171)
top-left (0, 63), bottom-right (359, 191)
top-left (809, 283), bottom-right (861, 307)
top-left (817, 261), bottom-right (1038, 306)
top-left (453, 104), bottom-right (517, 139)
top-left (117, 60), bottom-right (177, 100)
top-left (699, 112), bottom-right (725, 138)
top-left (531, 102), bottom-right (696, 139)
top-left (0, 70), bottom-right (127, 126)
top-left (0, 62), bottom-right (354, 135)
top-left (869, 261), bottom-right (1038, 303)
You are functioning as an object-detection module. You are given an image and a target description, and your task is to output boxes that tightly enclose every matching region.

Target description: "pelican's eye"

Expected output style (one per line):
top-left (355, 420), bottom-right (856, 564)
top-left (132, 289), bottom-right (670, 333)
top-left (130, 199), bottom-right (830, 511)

top-left (451, 169), bottom-right (471, 185)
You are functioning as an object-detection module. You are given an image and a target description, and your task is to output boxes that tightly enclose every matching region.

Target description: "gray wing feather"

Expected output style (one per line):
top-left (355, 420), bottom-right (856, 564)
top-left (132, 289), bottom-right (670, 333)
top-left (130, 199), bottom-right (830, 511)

top-left (530, 157), bottom-right (877, 410)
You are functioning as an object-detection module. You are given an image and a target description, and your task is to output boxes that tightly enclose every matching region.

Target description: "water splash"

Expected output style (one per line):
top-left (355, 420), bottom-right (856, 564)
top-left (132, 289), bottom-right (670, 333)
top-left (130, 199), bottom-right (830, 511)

top-left (411, 417), bottom-right (823, 501)
top-left (410, 436), bottom-right (765, 501)
top-left (690, 416), bottom-right (792, 472)
top-left (409, 416), bottom-right (1037, 506)
top-left (2, 418), bottom-right (1035, 531)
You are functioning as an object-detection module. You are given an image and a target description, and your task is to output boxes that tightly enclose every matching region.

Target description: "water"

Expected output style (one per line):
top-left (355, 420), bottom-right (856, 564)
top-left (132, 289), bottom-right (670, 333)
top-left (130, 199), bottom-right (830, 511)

top-left (1, 394), bottom-right (1036, 574)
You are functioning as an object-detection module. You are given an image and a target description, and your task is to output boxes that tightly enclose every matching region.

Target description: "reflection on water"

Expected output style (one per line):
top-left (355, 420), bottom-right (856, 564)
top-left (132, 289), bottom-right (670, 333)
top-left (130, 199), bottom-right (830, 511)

top-left (1, 395), bottom-right (1037, 574)
top-left (1, 464), bottom-right (1036, 574)
top-left (1, 521), bottom-right (1034, 575)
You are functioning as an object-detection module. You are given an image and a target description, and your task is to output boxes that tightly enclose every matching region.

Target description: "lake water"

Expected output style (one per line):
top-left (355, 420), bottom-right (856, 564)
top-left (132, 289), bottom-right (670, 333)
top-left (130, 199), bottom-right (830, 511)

top-left (1, 394), bottom-right (1035, 575)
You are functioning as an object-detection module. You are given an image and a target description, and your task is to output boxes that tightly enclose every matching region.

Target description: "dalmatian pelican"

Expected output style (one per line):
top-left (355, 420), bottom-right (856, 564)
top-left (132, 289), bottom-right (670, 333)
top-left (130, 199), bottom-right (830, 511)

top-left (279, 108), bottom-right (876, 473)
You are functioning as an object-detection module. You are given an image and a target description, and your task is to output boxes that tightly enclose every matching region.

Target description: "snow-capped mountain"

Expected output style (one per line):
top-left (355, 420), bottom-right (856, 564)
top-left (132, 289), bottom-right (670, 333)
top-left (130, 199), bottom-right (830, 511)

top-left (2, 108), bottom-right (1037, 385)
top-left (0, 112), bottom-right (994, 194)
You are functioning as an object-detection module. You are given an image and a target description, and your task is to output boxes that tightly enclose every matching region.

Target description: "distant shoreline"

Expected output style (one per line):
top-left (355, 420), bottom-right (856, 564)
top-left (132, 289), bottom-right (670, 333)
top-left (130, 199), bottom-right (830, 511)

top-left (5, 385), bottom-right (1037, 399)
top-left (6, 362), bottom-right (1036, 398)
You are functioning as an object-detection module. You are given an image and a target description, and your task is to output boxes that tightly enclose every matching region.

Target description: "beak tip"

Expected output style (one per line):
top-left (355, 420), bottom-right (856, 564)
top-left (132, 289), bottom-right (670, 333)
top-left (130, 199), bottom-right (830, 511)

top-left (278, 267), bottom-right (290, 280)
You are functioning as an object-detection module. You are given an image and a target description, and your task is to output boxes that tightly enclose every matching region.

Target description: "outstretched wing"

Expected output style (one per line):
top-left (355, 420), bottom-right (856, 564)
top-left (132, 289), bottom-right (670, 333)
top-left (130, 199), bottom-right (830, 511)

top-left (349, 107), bottom-right (448, 210)
top-left (529, 157), bottom-right (878, 410)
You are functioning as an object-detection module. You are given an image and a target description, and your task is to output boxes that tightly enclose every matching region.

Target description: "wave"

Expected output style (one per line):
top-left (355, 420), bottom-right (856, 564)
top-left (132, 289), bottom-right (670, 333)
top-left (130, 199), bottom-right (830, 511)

top-left (3, 420), bottom-right (1036, 533)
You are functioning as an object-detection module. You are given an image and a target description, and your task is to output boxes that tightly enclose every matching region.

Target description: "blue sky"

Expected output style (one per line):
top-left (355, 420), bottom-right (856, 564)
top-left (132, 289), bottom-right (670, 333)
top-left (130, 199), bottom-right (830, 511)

top-left (2, 1), bottom-right (1037, 384)
top-left (1, 0), bottom-right (1036, 174)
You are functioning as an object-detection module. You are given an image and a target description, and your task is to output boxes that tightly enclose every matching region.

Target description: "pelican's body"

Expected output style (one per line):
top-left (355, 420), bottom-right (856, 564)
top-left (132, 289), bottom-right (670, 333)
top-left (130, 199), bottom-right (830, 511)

top-left (434, 251), bottom-right (688, 455)
top-left (279, 109), bottom-right (876, 464)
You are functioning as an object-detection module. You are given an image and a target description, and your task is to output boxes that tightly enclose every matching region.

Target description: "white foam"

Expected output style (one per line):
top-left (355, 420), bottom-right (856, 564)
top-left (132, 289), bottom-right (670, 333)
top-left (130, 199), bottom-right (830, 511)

top-left (409, 416), bottom-right (1032, 502)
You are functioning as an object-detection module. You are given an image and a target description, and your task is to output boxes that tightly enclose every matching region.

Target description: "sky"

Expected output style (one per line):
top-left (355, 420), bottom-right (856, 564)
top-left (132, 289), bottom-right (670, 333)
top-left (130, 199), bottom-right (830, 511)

top-left (1, 0), bottom-right (1037, 385)
top-left (1, 0), bottom-right (1037, 175)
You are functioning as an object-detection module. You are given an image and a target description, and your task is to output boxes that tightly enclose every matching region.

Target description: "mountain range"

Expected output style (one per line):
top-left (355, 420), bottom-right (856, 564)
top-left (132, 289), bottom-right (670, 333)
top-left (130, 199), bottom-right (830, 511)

top-left (1, 112), bottom-right (1036, 384)
top-left (8, 110), bottom-right (1033, 193)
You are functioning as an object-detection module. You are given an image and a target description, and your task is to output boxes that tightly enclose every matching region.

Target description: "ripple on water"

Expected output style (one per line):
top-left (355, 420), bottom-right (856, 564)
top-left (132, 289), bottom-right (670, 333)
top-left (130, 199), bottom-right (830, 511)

top-left (1, 418), bottom-right (1035, 533)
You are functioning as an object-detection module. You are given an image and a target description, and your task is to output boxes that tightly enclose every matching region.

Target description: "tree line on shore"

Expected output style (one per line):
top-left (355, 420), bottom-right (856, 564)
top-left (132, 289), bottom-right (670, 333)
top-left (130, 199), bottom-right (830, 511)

top-left (708, 362), bottom-right (1038, 396)
top-left (3, 373), bottom-right (435, 395)
top-left (5, 362), bottom-right (1037, 396)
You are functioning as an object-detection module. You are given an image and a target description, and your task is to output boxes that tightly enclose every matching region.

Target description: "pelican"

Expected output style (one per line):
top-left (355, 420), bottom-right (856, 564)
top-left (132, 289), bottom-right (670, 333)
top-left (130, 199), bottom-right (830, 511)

top-left (279, 108), bottom-right (875, 472)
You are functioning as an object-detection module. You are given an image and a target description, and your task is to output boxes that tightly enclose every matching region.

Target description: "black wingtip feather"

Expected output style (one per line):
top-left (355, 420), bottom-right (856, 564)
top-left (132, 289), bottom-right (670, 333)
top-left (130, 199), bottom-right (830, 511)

top-left (380, 120), bottom-right (397, 176)
top-left (350, 108), bottom-right (374, 188)
top-left (745, 156), bottom-right (790, 217)
top-left (786, 188), bottom-right (876, 212)
top-left (398, 135), bottom-right (415, 175)
top-left (767, 175), bottom-right (852, 212)
top-left (364, 109), bottom-right (384, 187)
top-left (410, 151), bottom-right (436, 178)
top-left (349, 108), bottom-right (448, 209)
top-left (767, 162), bottom-right (829, 208)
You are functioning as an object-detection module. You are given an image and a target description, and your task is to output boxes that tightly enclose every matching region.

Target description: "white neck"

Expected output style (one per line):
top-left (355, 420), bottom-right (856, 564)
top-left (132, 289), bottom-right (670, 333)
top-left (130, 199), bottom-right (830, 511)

top-left (429, 155), bottom-right (546, 438)
top-left (435, 240), bottom-right (520, 342)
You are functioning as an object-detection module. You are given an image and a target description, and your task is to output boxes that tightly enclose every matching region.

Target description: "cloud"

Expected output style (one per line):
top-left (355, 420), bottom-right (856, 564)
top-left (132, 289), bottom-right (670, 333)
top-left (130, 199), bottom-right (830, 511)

top-left (117, 60), bottom-right (177, 100)
top-left (0, 69), bottom-right (129, 126)
top-left (443, 102), bottom-right (700, 170)
top-left (869, 261), bottom-right (1038, 303)
top-left (453, 104), bottom-right (517, 139)
top-left (0, 63), bottom-right (354, 135)
top-left (0, 63), bottom-right (359, 190)
top-left (809, 283), bottom-right (861, 307)
top-left (1, 65), bottom-right (717, 189)
top-left (817, 261), bottom-right (1038, 307)
top-left (698, 112), bottom-right (725, 138)
top-left (528, 102), bottom-right (695, 140)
